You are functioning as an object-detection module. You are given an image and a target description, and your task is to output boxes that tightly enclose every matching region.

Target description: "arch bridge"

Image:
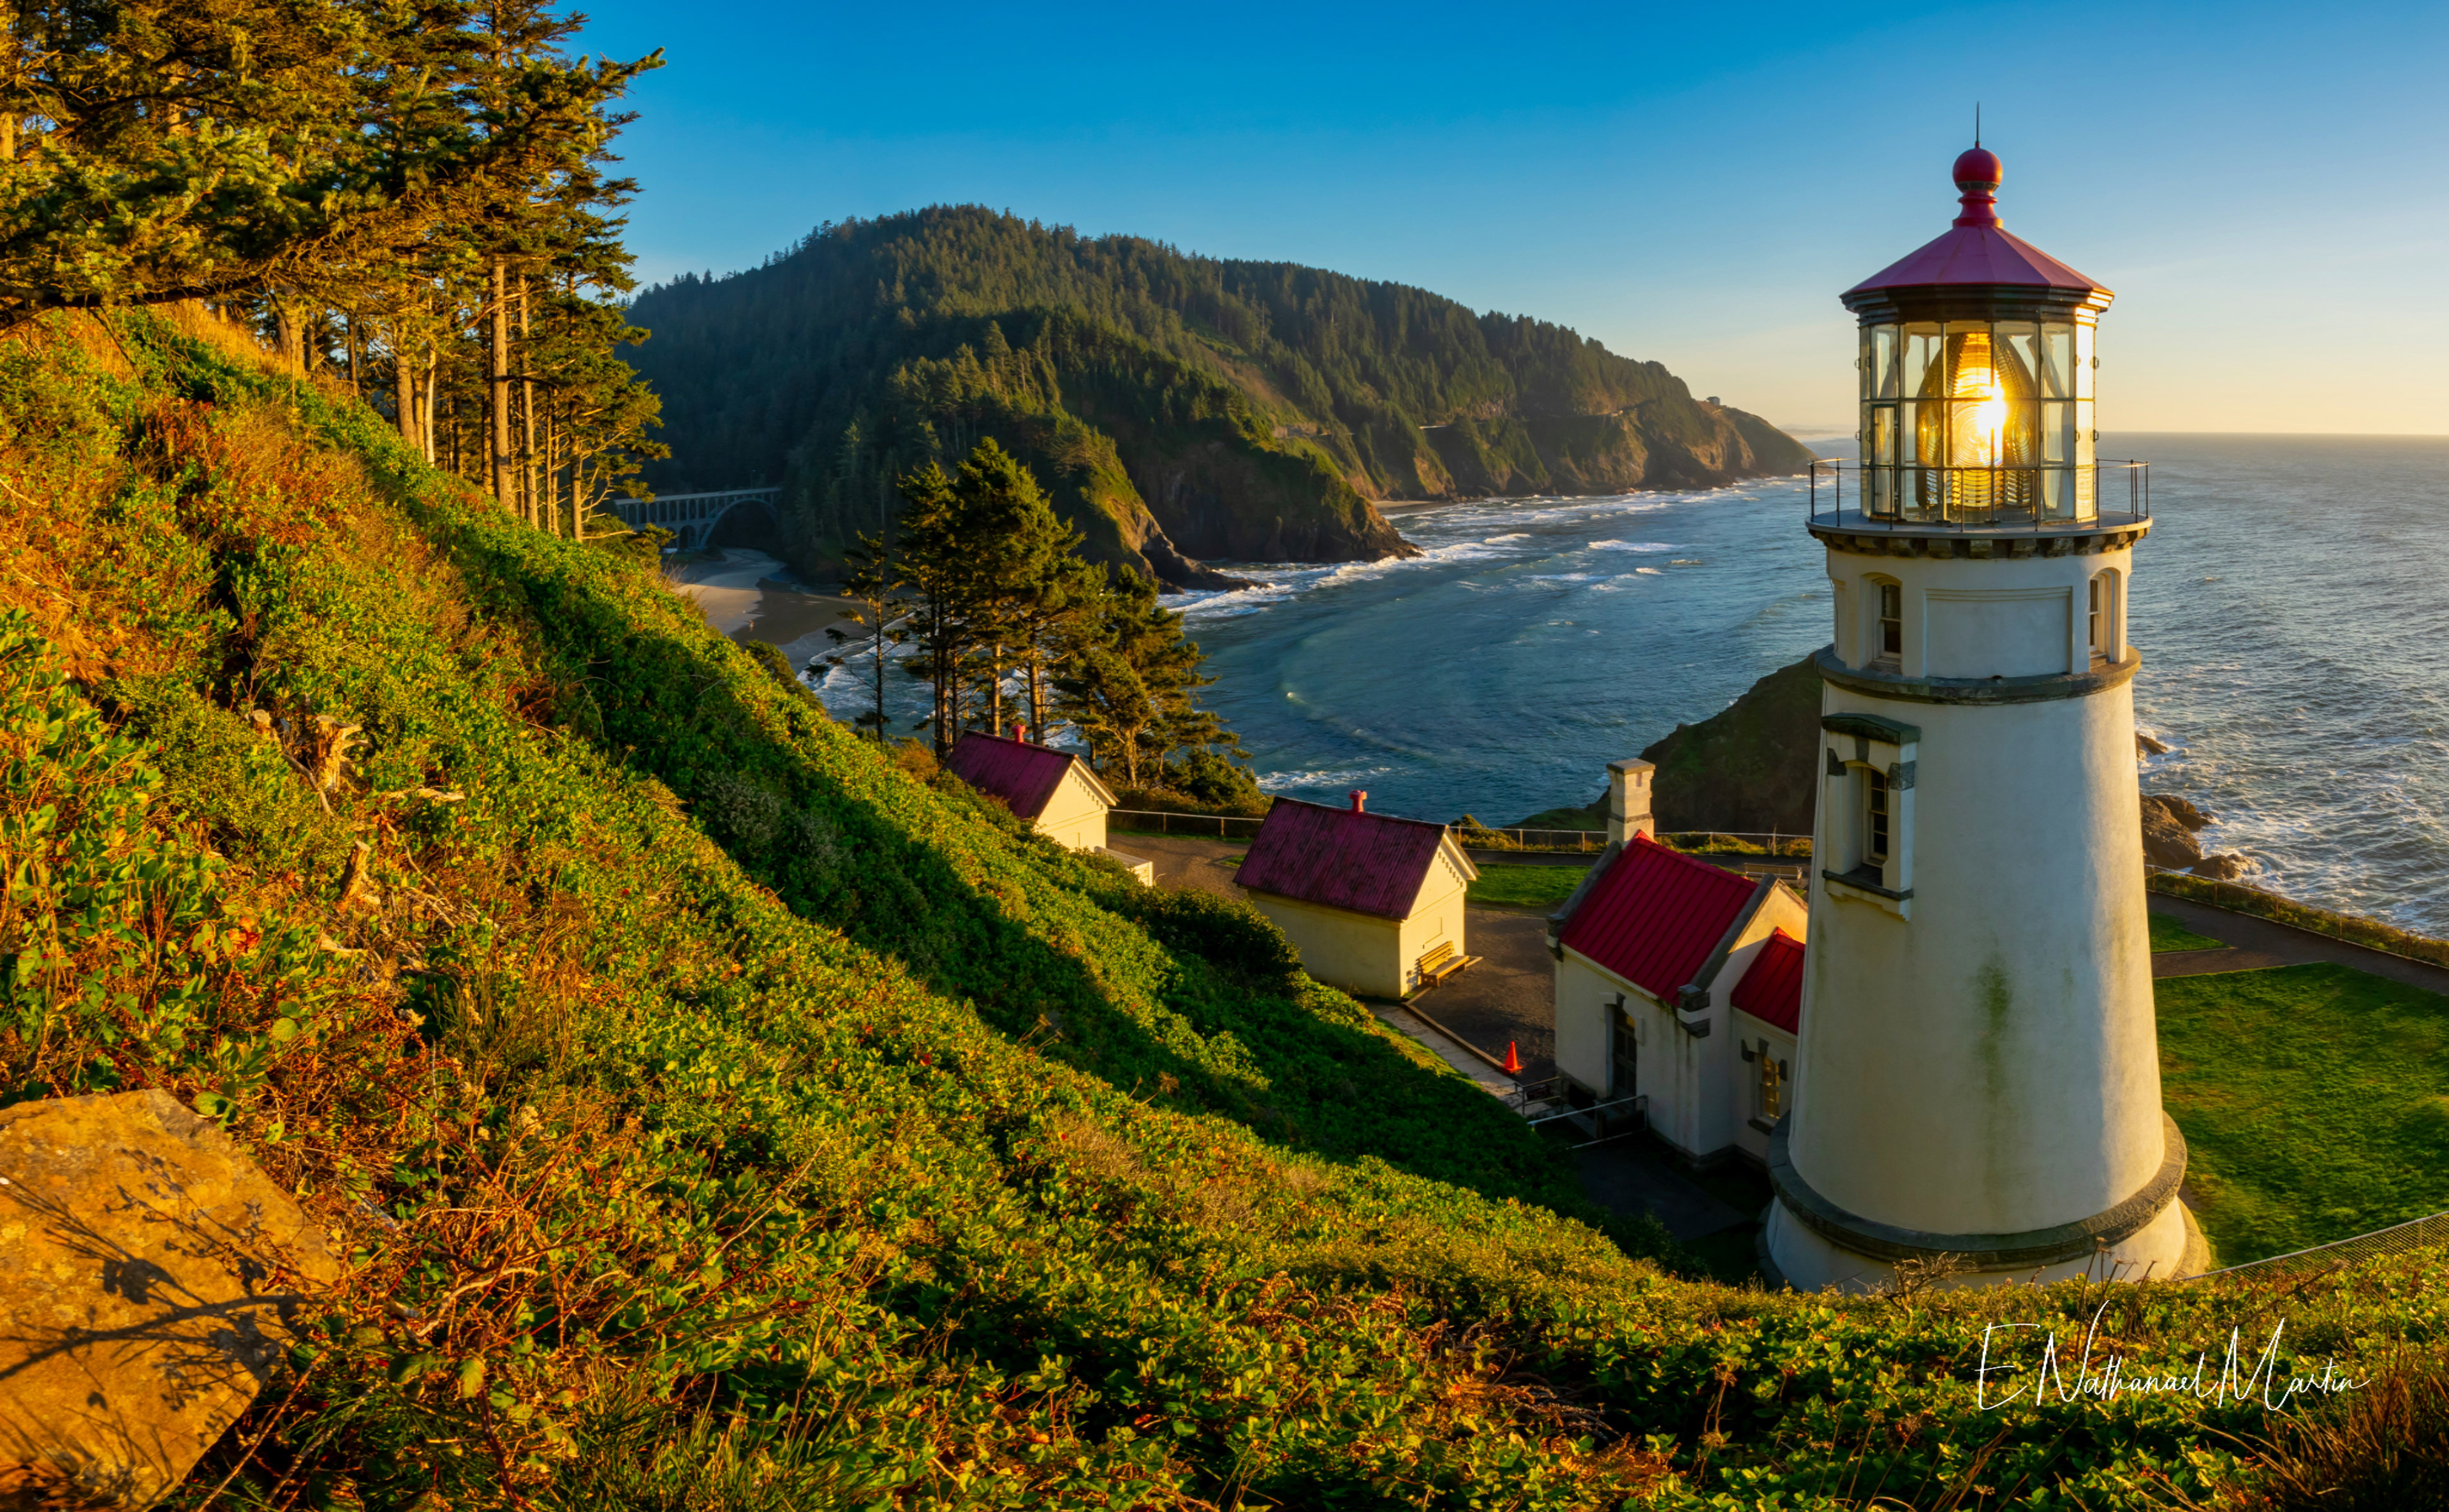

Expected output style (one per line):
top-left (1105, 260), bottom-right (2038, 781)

top-left (609, 487), bottom-right (782, 550)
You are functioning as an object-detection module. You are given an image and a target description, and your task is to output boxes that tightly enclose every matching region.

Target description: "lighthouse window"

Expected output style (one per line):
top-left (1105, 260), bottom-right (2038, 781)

top-left (1759, 1046), bottom-right (1785, 1120)
top-left (1876, 581), bottom-right (1902, 664)
top-left (2088, 576), bottom-right (2103, 656)
top-left (1865, 770), bottom-right (1891, 869)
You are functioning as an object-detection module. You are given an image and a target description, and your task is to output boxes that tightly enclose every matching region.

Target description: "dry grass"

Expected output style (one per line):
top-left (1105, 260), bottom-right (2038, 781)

top-left (2178, 1350), bottom-right (2449, 1511)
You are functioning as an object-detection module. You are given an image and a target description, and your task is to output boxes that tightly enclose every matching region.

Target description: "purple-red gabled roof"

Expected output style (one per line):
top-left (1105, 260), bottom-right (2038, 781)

top-left (1731, 928), bottom-right (1805, 1035)
top-left (1237, 798), bottom-right (1453, 919)
top-left (943, 732), bottom-right (1086, 821)
top-left (1557, 836), bottom-right (1760, 1001)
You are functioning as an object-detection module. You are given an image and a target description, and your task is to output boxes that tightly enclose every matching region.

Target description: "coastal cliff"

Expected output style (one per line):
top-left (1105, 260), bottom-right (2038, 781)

top-left (624, 208), bottom-right (1812, 585)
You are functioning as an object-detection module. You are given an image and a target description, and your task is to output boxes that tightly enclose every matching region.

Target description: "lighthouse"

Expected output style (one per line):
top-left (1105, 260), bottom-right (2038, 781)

top-left (1761, 143), bottom-right (2198, 1289)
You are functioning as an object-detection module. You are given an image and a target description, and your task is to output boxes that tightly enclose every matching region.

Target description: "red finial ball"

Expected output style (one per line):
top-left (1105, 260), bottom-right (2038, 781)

top-left (1953, 145), bottom-right (2003, 190)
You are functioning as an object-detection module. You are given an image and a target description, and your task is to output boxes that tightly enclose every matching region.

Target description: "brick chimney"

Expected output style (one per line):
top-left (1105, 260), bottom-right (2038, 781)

top-left (1349, 789), bottom-right (1367, 813)
top-left (1011, 723), bottom-right (1026, 742)
top-left (1606, 760), bottom-right (1655, 845)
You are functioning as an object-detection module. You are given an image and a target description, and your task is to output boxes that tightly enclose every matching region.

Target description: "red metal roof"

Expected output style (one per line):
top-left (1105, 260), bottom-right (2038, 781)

top-left (1237, 798), bottom-right (1452, 919)
top-left (943, 732), bottom-right (1083, 820)
top-left (1847, 150), bottom-right (2105, 297)
top-left (1557, 836), bottom-right (1761, 1001)
top-left (1731, 928), bottom-right (1805, 1035)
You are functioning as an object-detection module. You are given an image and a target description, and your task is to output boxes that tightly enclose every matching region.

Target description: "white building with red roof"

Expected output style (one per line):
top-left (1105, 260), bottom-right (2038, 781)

top-left (942, 730), bottom-right (1151, 882)
top-left (1548, 834), bottom-right (1807, 1168)
top-left (1236, 793), bottom-right (1478, 1000)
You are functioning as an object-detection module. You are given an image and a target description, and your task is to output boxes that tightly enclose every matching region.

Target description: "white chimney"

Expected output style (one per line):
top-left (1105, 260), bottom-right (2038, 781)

top-left (1606, 759), bottom-right (1655, 846)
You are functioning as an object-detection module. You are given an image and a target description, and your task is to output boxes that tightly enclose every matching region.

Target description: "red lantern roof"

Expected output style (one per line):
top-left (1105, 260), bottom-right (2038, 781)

top-left (1730, 928), bottom-right (1805, 1034)
top-left (1845, 145), bottom-right (2107, 298)
top-left (1556, 835), bottom-right (1762, 1001)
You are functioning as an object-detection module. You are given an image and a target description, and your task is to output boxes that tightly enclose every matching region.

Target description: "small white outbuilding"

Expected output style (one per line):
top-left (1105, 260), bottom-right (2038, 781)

top-left (1236, 793), bottom-right (1479, 1000)
top-left (1548, 832), bottom-right (1808, 1168)
top-left (943, 730), bottom-right (1152, 882)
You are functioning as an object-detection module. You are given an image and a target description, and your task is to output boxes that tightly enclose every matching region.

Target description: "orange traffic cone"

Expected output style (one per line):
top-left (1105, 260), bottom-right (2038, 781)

top-left (1503, 1041), bottom-right (1523, 1075)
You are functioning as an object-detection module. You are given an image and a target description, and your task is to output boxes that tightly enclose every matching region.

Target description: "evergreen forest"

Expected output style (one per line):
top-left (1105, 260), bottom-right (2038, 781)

top-left (0, 0), bottom-right (670, 539)
top-left (625, 207), bottom-right (1818, 584)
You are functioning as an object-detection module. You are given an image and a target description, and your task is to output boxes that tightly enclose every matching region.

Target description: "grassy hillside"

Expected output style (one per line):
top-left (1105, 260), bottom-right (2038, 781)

top-left (624, 207), bottom-right (1818, 583)
top-left (1514, 656), bottom-right (1824, 836)
top-left (4, 309), bottom-right (2445, 1509)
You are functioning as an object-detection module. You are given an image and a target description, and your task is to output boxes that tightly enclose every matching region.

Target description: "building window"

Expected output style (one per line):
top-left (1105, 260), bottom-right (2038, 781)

top-left (1759, 1045), bottom-right (1784, 1120)
top-left (1877, 581), bottom-right (1902, 664)
top-left (1865, 768), bottom-right (1890, 873)
top-left (2088, 575), bottom-right (2103, 658)
top-left (1610, 1002), bottom-right (1638, 1101)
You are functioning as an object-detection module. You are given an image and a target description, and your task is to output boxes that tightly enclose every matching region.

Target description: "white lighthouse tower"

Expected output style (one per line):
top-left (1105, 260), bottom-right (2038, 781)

top-left (1762, 143), bottom-right (2197, 1289)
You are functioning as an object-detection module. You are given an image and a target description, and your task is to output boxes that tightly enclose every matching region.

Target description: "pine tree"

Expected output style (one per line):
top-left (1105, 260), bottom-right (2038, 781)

top-left (825, 529), bottom-right (911, 742)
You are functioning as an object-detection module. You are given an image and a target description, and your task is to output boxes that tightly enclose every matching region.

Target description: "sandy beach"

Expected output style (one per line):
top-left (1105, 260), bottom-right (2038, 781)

top-left (668, 548), bottom-right (862, 671)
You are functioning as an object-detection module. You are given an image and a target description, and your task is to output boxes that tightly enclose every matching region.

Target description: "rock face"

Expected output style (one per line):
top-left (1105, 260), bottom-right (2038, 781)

top-left (0, 1090), bottom-right (337, 1509)
top-left (2140, 794), bottom-right (2249, 877)
top-left (2139, 793), bottom-right (2210, 869)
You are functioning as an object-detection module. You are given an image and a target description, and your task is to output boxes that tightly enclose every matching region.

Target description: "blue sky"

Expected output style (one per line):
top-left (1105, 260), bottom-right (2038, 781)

top-left (575, 1), bottom-right (2447, 436)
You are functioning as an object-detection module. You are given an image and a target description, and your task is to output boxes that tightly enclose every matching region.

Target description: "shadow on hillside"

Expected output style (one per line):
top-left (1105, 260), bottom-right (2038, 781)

top-left (442, 527), bottom-right (1578, 1213)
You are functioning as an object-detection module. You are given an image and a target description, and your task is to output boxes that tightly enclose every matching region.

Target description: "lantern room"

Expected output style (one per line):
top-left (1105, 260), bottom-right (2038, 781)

top-left (1843, 145), bottom-right (2115, 525)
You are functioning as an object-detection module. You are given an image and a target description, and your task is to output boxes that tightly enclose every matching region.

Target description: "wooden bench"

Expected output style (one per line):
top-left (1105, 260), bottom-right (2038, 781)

top-left (1415, 939), bottom-right (1473, 990)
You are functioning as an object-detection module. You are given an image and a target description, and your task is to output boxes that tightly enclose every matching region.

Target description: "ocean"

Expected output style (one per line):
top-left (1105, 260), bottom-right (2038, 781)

top-left (802, 434), bottom-right (2449, 936)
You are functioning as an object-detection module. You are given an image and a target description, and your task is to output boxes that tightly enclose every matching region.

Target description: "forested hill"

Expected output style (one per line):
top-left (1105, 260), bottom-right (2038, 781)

top-left (626, 207), bottom-right (1817, 585)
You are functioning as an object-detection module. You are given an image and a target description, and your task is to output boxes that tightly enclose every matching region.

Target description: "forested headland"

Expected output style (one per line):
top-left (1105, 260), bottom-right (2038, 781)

top-left (624, 207), bottom-right (1819, 585)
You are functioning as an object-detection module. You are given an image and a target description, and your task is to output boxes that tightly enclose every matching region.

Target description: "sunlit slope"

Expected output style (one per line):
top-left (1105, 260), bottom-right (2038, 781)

top-left (1, 311), bottom-right (2439, 1510)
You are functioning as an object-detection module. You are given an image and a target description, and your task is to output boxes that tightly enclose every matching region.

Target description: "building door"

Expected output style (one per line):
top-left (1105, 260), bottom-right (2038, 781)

top-left (1610, 1000), bottom-right (1638, 1101)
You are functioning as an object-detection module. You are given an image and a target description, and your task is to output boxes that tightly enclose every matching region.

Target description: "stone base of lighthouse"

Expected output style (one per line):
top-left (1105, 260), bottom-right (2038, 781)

top-left (1761, 1115), bottom-right (2197, 1291)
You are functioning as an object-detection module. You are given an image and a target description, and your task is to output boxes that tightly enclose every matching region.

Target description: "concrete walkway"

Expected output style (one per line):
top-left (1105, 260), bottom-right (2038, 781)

top-left (2147, 894), bottom-right (2449, 997)
top-left (1576, 1143), bottom-right (1753, 1241)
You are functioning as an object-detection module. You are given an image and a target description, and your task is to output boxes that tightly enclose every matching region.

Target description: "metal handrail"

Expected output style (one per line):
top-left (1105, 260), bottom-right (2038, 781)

top-left (2191, 1208), bottom-right (2449, 1284)
top-left (1807, 459), bottom-right (2149, 529)
top-left (1106, 809), bottom-right (1816, 858)
top-left (1519, 1092), bottom-right (1649, 1149)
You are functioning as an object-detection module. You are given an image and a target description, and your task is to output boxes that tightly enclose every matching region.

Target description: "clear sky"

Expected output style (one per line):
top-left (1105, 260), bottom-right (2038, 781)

top-left (572, 0), bottom-right (2447, 436)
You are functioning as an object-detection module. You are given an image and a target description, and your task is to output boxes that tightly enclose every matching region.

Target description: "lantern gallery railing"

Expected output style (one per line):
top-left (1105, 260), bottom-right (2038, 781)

top-left (1806, 459), bottom-right (2149, 529)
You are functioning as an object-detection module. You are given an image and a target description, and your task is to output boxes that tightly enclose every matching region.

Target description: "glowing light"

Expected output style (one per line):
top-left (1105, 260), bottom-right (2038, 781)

top-left (1950, 334), bottom-right (2010, 465)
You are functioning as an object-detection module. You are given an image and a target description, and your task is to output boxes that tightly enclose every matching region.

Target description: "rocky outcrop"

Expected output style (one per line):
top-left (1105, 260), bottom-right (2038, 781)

top-left (1122, 432), bottom-right (1416, 568)
top-left (2140, 794), bottom-right (2249, 878)
top-left (0, 1090), bottom-right (338, 1509)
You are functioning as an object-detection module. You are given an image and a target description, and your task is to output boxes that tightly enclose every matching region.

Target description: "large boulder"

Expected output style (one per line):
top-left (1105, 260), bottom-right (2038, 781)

top-left (2140, 794), bottom-right (2210, 870)
top-left (0, 1090), bottom-right (338, 1509)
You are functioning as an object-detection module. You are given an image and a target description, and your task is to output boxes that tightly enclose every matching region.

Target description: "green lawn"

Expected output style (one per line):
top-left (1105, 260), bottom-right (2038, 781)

top-left (2157, 962), bottom-right (2449, 1262)
top-left (2149, 911), bottom-right (2226, 952)
top-left (1467, 863), bottom-right (1590, 909)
